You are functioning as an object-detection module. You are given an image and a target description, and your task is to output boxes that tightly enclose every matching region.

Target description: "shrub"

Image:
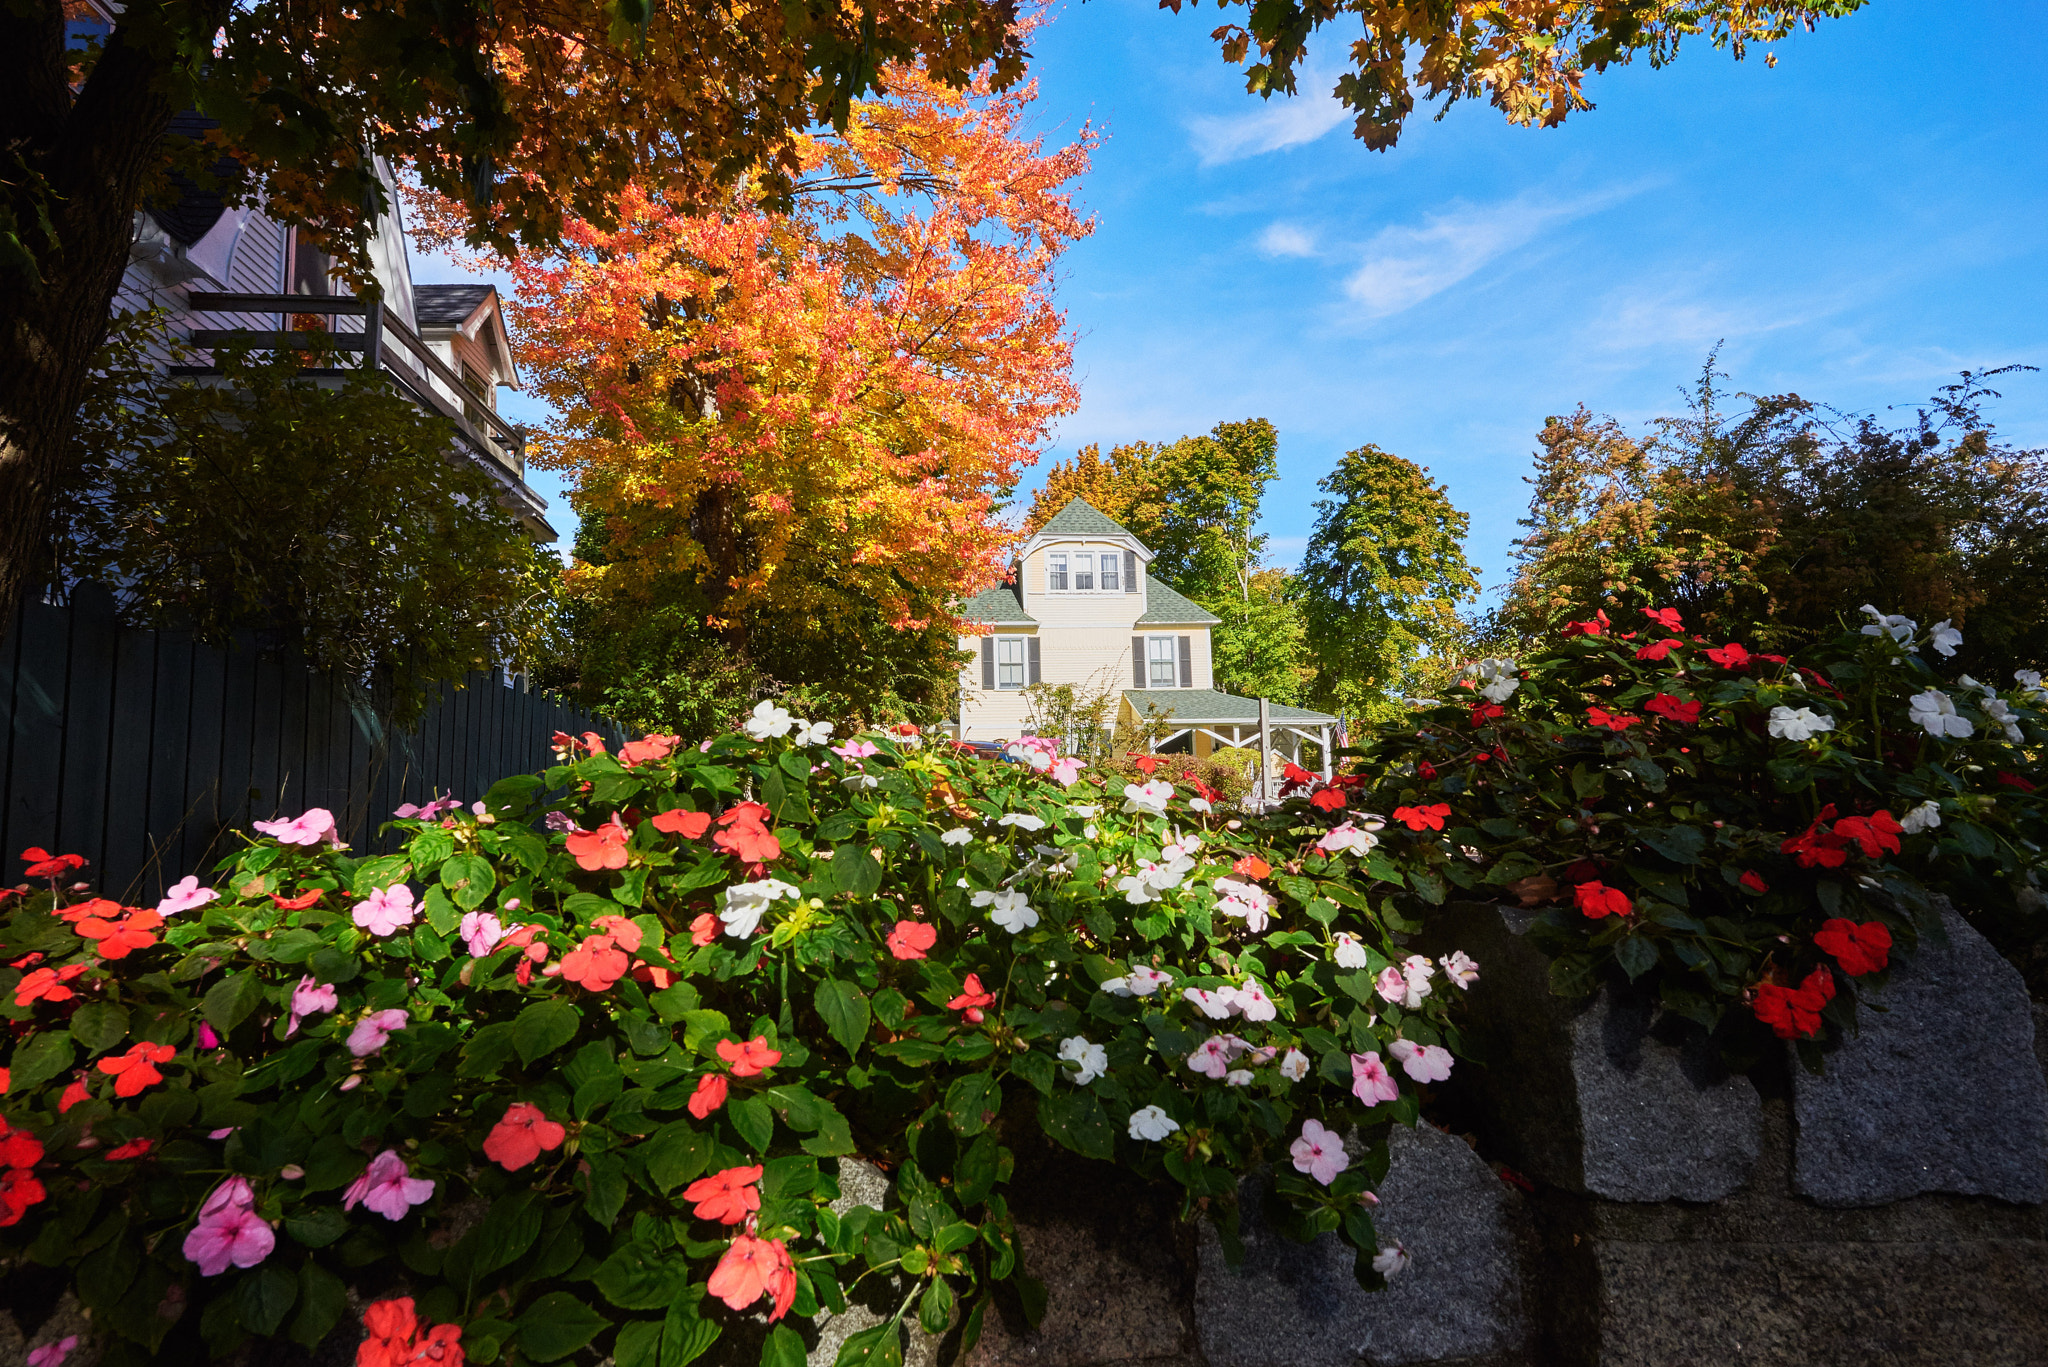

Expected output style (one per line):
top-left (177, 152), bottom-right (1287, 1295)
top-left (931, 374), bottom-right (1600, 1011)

top-left (0, 707), bottom-right (1471, 1364)
top-left (1337, 604), bottom-right (2047, 1064)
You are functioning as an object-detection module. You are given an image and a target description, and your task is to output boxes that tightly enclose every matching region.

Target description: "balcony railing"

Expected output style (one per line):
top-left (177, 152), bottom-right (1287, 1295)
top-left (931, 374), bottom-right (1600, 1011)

top-left (177, 292), bottom-right (528, 481)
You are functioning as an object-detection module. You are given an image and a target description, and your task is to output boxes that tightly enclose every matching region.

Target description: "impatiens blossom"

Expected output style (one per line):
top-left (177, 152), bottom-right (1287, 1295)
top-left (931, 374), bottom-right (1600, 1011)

top-left (25, 1335), bottom-right (77, 1367)
top-left (253, 807), bottom-right (340, 847)
top-left (1350, 1052), bottom-right (1400, 1106)
top-left (564, 816), bottom-right (631, 872)
top-left (716, 1037), bottom-right (783, 1077)
top-left (1899, 799), bottom-right (1943, 834)
top-left (1104, 965), bottom-right (1172, 997)
top-left (1389, 1038), bottom-right (1454, 1083)
top-left (346, 1009), bottom-right (409, 1057)
top-left (1332, 933), bottom-right (1370, 969)
top-left (182, 1200), bottom-right (274, 1276)
top-left (1122, 780), bottom-right (1174, 815)
top-left (1188, 1035), bottom-right (1236, 1080)
top-left (353, 883), bottom-right (417, 937)
top-left (1753, 965), bottom-right (1836, 1039)
top-left (483, 1103), bottom-right (567, 1171)
top-left (1279, 1048), bottom-right (1310, 1082)
top-left (1050, 756), bottom-right (1088, 786)
top-left (689, 1074), bottom-right (729, 1119)
top-left (792, 720), bottom-right (835, 747)
top-left (1440, 950), bottom-right (1480, 988)
top-left (1390, 803), bottom-right (1451, 831)
top-left (1317, 821), bottom-right (1381, 856)
top-left (1574, 881), bottom-right (1633, 919)
top-left (156, 876), bottom-right (216, 916)
top-left (1860, 605), bottom-right (1917, 644)
top-left (97, 1041), bottom-right (174, 1097)
top-left (707, 1234), bottom-right (797, 1319)
top-left (285, 976), bottom-right (338, 1036)
top-left (1463, 656), bottom-right (1520, 703)
top-left (1908, 689), bottom-right (1974, 739)
top-left (833, 739), bottom-right (879, 761)
top-left (971, 887), bottom-right (1038, 934)
top-left (1814, 918), bottom-right (1892, 976)
top-left (744, 700), bottom-right (795, 740)
top-left (684, 1165), bottom-right (764, 1225)
top-left (997, 812), bottom-right (1047, 832)
top-left (1212, 877), bottom-right (1278, 932)
top-left (458, 910), bottom-right (504, 958)
top-left (1928, 619), bottom-right (1963, 657)
top-left (1127, 1105), bottom-right (1180, 1141)
top-left (1059, 1036), bottom-right (1107, 1085)
top-left (886, 920), bottom-right (938, 960)
top-left (1375, 958), bottom-right (1432, 1009)
top-left (721, 878), bottom-right (802, 938)
top-left (940, 827), bottom-right (975, 846)
top-left (947, 974), bottom-right (998, 1024)
top-left (1373, 1242), bottom-right (1411, 1278)
top-left (2016, 668), bottom-right (2045, 699)
top-left (1006, 737), bottom-right (1058, 770)
top-left (1768, 706), bottom-right (1835, 742)
top-left (1981, 696), bottom-right (2025, 742)
top-left (1182, 987), bottom-right (1235, 1020)
top-left (341, 1150), bottom-right (435, 1220)
top-left (1290, 1118), bottom-right (1351, 1186)
top-left (1232, 978), bottom-right (1277, 1022)
top-left (357, 1299), bottom-right (464, 1367)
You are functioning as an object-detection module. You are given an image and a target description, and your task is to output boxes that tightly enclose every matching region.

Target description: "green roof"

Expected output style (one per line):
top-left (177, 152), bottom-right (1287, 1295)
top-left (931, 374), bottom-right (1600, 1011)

top-left (957, 584), bottom-right (1033, 624)
top-left (1123, 689), bottom-right (1337, 725)
top-left (1136, 579), bottom-right (1221, 625)
top-left (1037, 497), bottom-right (1146, 547)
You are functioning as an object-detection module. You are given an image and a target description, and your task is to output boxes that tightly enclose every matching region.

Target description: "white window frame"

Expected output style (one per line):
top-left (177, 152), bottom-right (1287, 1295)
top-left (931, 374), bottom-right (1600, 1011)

top-left (1047, 553), bottom-right (1068, 591)
top-left (1099, 553), bottom-right (1120, 591)
top-left (996, 636), bottom-right (1028, 689)
top-left (1073, 552), bottom-right (1094, 591)
top-left (1146, 635), bottom-right (1179, 688)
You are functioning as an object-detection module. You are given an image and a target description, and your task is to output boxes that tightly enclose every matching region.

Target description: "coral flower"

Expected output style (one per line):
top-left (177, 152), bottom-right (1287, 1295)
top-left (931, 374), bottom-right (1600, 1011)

top-left (1573, 881), bottom-right (1633, 919)
top-left (707, 1234), bottom-right (797, 1319)
top-left (712, 803), bottom-right (781, 865)
top-left (97, 1041), bottom-right (175, 1097)
top-left (689, 913), bottom-right (720, 947)
top-left (558, 934), bottom-right (630, 991)
top-left (21, 848), bottom-right (86, 879)
top-left (1642, 693), bottom-right (1701, 725)
top-left (688, 1074), bottom-right (729, 1119)
top-left (886, 920), bottom-right (937, 960)
top-left (652, 807), bottom-right (712, 839)
top-left (272, 888), bottom-right (324, 910)
top-left (357, 1298), bottom-right (464, 1367)
top-left (1704, 642), bottom-right (1752, 669)
top-left (1753, 966), bottom-right (1835, 1039)
top-left (14, 964), bottom-right (88, 1007)
top-left (75, 906), bottom-right (162, 959)
top-left (565, 817), bottom-right (631, 872)
top-left (716, 1037), bottom-right (782, 1077)
top-left (1390, 804), bottom-right (1451, 832)
top-left (1814, 919), bottom-right (1892, 976)
top-left (684, 1165), bottom-right (763, 1224)
top-left (482, 1102), bottom-right (566, 1171)
top-left (1308, 788), bottom-right (1348, 812)
top-left (947, 974), bottom-right (997, 1023)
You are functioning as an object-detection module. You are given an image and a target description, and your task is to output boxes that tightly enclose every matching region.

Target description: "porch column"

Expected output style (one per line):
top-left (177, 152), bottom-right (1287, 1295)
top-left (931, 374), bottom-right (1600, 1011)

top-left (1320, 725), bottom-right (1331, 782)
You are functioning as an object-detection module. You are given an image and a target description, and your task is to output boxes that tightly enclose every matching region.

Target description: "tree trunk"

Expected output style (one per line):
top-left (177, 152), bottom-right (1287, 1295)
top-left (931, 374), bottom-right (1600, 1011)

top-left (0, 0), bottom-right (182, 637)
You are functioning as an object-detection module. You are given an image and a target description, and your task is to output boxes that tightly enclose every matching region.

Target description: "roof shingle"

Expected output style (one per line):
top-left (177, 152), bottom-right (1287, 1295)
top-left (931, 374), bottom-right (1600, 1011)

top-left (1037, 497), bottom-right (1146, 547)
top-left (957, 584), bottom-right (1034, 624)
top-left (1136, 579), bottom-right (1221, 625)
top-left (414, 284), bottom-right (497, 328)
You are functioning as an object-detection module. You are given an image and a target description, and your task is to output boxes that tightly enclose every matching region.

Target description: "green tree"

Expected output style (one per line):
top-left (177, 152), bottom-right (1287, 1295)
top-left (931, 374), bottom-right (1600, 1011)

top-left (1297, 445), bottom-right (1479, 720)
top-left (52, 313), bottom-right (552, 724)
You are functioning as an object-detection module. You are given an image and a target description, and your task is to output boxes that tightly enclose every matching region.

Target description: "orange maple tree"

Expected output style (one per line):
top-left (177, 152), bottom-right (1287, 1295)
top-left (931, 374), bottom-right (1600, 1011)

top-left (473, 51), bottom-right (1092, 719)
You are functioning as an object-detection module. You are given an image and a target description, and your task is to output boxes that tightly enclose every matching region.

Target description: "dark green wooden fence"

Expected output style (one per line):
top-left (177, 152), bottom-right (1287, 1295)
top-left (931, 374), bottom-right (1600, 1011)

top-left (0, 590), bottom-right (623, 903)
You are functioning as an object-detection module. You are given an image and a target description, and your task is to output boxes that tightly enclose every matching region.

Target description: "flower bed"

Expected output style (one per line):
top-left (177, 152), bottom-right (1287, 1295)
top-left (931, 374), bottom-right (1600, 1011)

top-left (0, 705), bottom-right (1469, 1365)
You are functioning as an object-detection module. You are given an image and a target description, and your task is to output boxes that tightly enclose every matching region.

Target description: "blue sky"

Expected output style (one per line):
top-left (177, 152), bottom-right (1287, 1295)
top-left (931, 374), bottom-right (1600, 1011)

top-left (448, 0), bottom-right (2047, 605)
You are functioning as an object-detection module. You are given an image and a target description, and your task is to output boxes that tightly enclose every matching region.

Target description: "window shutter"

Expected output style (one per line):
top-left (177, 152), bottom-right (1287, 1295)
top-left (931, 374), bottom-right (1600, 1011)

top-left (981, 638), bottom-right (996, 690)
top-left (1027, 637), bottom-right (1042, 685)
top-left (1178, 635), bottom-right (1193, 689)
top-left (1132, 637), bottom-right (1146, 689)
top-left (1124, 551), bottom-right (1138, 593)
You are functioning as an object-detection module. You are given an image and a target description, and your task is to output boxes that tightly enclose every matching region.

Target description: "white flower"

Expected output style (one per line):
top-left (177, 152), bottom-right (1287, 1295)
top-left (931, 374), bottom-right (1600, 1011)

top-left (997, 812), bottom-right (1047, 832)
top-left (1058, 1036), bottom-right (1108, 1085)
top-left (1860, 605), bottom-right (1918, 645)
top-left (1389, 1037), bottom-right (1454, 1083)
top-left (1187, 1035), bottom-right (1235, 1079)
top-left (1908, 689), bottom-right (1975, 739)
top-left (1375, 964), bottom-right (1430, 1010)
top-left (842, 773), bottom-right (881, 790)
top-left (1463, 656), bottom-right (1520, 703)
top-left (1928, 619), bottom-right (1963, 657)
top-left (1332, 933), bottom-right (1370, 969)
top-left (1161, 830), bottom-right (1203, 863)
top-left (1084, 824), bottom-right (1099, 840)
top-left (940, 827), bottom-right (975, 846)
top-left (1006, 737), bottom-right (1058, 771)
top-left (1372, 1242), bottom-right (1411, 1278)
top-left (721, 878), bottom-right (802, 937)
top-left (1900, 799), bottom-right (1943, 834)
top-left (1278, 1048), bottom-right (1310, 1082)
top-left (1116, 870), bottom-right (1164, 905)
top-left (744, 699), bottom-right (796, 739)
top-left (792, 719), bottom-right (835, 747)
top-left (971, 888), bottom-right (1039, 934)
top-left (1439, 950), bottom-right (1480, 988)
top-left (1768, 706), bottom-right (1835, 742)
top-left (1104, 964), bottom-right (1173, 997)
top-left (1982, 697), bottom-right (2025, 743)
top-left (1182, 987), bottom-right (1235, 1020)
top-left (1960, 674), bottom-right (1998, 698)
top-left (1212, 877), bottom-right (1278, 933)
top-left (1232, 977), bottom-right (1277, 1022)
top-left (1066, 804), bottom-right (1102, 819)
top-left (1122, 780), bottom-right (1174, 815)
top-left (1190, 798), bottom-right (1213, 813)
top-left (1317, 820), bottom-right (1381, 856)
top-left (2015, 668), bottom-right (2044, 699)
top-left (1224, 1069), bottom-right (1255, 1087)
top-left (1127, 1105), bottom-right (1180, 1142)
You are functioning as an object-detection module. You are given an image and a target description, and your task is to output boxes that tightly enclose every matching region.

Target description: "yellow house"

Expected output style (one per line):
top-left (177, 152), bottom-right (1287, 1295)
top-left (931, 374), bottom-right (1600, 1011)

top-left (954, 497), bottom-right (1339, 772)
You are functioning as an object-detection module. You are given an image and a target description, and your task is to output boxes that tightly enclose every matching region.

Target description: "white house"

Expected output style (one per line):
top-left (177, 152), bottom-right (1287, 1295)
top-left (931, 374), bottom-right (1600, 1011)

top-left (955, 497), bottom-right (1339, 771)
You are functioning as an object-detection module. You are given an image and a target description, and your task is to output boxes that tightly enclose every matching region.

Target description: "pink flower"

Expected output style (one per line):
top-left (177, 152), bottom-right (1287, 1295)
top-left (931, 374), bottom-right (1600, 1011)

top-left (253, 808), bottom-right (340, 847)
top-left (1182, 988), bottom-right (1234, 1020)
top-left (182, 1203), bottom-right (276, 1276)
top-left (832, 740), bottom-right (879, 760)
top-left (1290, 1118), bottom-right (1351, 1186)
top-left (458, 910), bottom-right (504, 958)
top-left (156, 875), bottom-right (217, 916)
top-left (1389, 1038), bottom-right (1454, 1083)
top-left (1440, 950), bottom-right (1479, 988)
top-left (353, 884), bottom-right (416, 937)
top-left (347, 1008), bottom-right (409, 1057)
top-left (286, 976), bottom-right (338, 1036)
top-left (197, 1022), bottom-right (220, 1049)
top-left (1187, 1035), bottom-right (1235, 1079)
top-left (395, 795), bottom-right (462, 819)
top-left (544, 810), bottom-right (577, 833)
top-left (1050, 757), bottom-right (1088, 787)
top-left (26, 1334), bottom-right (77, 1367)
top-left (341, 1149), bottom-right (435, 1220)
top-left (198, 1175), bottom-right (254, 1217)
top-left (1231, 978), bottom-right (1277, 1022)
top-left (1350, 1051), bottom-right (1400, 1106)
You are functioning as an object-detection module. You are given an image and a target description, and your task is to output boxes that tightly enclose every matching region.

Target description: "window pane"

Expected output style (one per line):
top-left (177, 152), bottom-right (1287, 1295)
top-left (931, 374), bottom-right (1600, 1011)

top-left (1074, 553), bottom-right (1093, 590)
top-left (1100, 554), bottom-right (1119, 590)
top-left (1148, 637), bottom-right (1176, 686)
top-left (1048, 553), bottom-right (1067, 591)
top-left (997, 638), bottom-right (1025, 686)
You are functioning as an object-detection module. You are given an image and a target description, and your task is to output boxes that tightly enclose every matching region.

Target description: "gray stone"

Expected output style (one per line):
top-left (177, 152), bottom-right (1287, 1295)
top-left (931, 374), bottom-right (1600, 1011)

top-left (1195, 1125), bottom-right (1526, 1367)
top-left (1421, 902), bottom-right (1760, 1202)
top-left (1791, 898), bottom-right (2048, 1207)
top-left (811, 1159), bottom-right (944, 1367)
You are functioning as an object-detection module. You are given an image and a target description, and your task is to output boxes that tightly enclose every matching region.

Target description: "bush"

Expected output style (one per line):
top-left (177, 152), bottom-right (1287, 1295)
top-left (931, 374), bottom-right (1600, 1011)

top-left (1339, 604), bottom-right (2048, 1064)
top-left (0, 708), bottom-right (1471, 1364)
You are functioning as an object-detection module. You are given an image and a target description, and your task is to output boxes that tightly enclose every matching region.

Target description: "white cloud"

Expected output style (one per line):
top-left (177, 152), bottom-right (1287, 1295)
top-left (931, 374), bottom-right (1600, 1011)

top-left (1257, 222), bottom-right (1318, 258)
top-left (1186, 72), bottom-right (1349, 166)
top-left (1343, 185), bottom-right (1641, 318)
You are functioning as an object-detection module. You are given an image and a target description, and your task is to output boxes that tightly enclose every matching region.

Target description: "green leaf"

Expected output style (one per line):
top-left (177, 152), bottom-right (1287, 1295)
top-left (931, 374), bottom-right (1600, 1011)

top-left (593, 1241), bottom-right (693, 1311)
top-left (918, 1277), bottom-right (955, 1336)
top-left (663, 1295), bottom-right (722, 1366)
top-left (834, 845), bottom-right (883, 898)
top-left (202, 971), bottom-right (265, 1033)
top-left (68, 1002), bottom-right (129, 1054)
top-left (613, 1320), bottom-right (664, 1367)
top-left (943, 1073), bottom-right (1000, 1137)
top-left (761, 1324), bottom-right (807, 1367)
top-left (8, 1031), bottom-right (73, 1093)
top-left (234, 1263), bottom-right (298, 1336)
top-left (729, 1095), bottom-right (775, 1152)
top-left (514, 1000), bottom-right (581, 1066)
top-left (288, 1260), bottom-right (349, 1347)
top-left (813, 978), bottom-right (871, 1059)
top-left (835, 1321), bottom-right (904, 1367)
top-left (421, 885), bottom-right (462, 936)
top-left (515, 1292), bottom-right (610, 1362)
top-left (1634, 824), bottom-right (1706, 865)
top-left (1614, 935), bottom-right (1659, 981)
top-left (579, 1150), bottom-right (629, 1226)
top-left (762, 767), bottom-right (812, 825)
top-left (644, 1121), bottom-right (713, 1192)
top-left (438, 852), bottom-right (496, 910)
top-left (284, 1206), bottom-right (349, 1249)
top-left (1036, 1090), bottom-right (1114, 1161)
top-left (459, 1022), bottom-right (520, 1078)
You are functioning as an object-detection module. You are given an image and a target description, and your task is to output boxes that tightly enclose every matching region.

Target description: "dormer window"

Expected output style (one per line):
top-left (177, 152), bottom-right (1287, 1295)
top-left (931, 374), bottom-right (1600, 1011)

top-left (1074, 555), bottom-right (1094, 591)
top-left (1099, 554), bottom-right (1119, 591)
top-left (1048, 553), bottom-right (1068, 591)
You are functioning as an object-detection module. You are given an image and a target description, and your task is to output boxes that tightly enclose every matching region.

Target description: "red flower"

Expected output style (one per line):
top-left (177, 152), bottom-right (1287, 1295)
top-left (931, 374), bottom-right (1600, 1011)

top-left (106, 1137), bottom-right (154, 1161)
top-left (1232, 855), bottom-right (1272, 879)
top-left (1416, 761), bottom-right (1438, 781)
top-left (1642, 694), bottom-right (1701, 725)
top-left (54, 896), bottom-right (120, 925)
top-left (0, 1166), bottom-right (47, 1227)
top-left (1831, 811), bottom-right (1902, 859)
top-left (482, 1102), bottom-right (566, 1171)
top-left (1391, 804), bottom-right (1451, 832)
top-left (272, 888), bottom-right (324, 910)
top-left (564, 817), bottom-right (631, 872)
top-left (1643, 607), bottom-right (1683, 631)
top-left (1585, 706), bottom-right (1638, 731)
top-left (716, 1036), bottom-right (782, 1077)
top-left (1469, 702), bottom-right (1505, 727)
top-left (14, 964), bottom-right (88, 1007)
top-left (1308, 788), bottom-right (1347, 813)
top-left (1278, 761), bottom-right (1317, 795)
top-left (1997, 772), bottom-right (2038, 793)
top-left (1814, 919), bottom-right (1892, 976)
top-left (97, 1042), bottom-right (175, 1098)
top-left (1753, 966), bottom-right (1835, 1039)
top-left (947, 973), bottom-right (997, 1024)
top-left (1781, 805), bottom-right (1850, 869)
top-left (707, 1233), bottom-right (797, 1320)
top-left (713, 803), bottom-right (781, 866)
top-left (688, 1074), bottom-right (729, 1119)
top-left (886, 920), bottom-right (937, 960)
top-left (356, 1297), bottom-right (465, 1367)
top-left (1704, 642), bottom-right (1752, 669)
top-left (684, 1165), bottom-right (763, 1225)
top-left (652, 807), bottom-right (712, 839)
top-left (1573, 881), bottom-right (1633, 919)
top-left (1634, 639), bottom-right (1683, 661)
top-left (1562, 610), bottom-right (1611, 638)
top-left (0, 1118), bottom-right (45, 1171)
top-left (1739, 871), bottom-right (1769, 894)
top-left (689, 913), bottom-right (720, 947)
top-left (76, 906), bottom-right (163, 960)
top-left (57, 1078), bottom-right (90, 1112)
top-left (557, 934), bottom-right (630, 991)
top-left (618, 734), bottom-right (680, 767)
top-left (1131, 755), bottom-right (1164, 776)
top-left (20, 848), bottom-right (85, 879)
